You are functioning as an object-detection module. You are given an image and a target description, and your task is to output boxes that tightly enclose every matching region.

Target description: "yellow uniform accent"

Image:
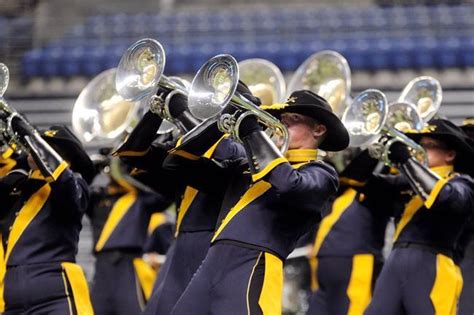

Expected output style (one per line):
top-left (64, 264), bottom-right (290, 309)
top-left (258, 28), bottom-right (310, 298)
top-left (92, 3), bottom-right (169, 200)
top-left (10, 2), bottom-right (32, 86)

top-left (260, 103), bottom-right (289, 110)
top-left (285, 149), bottom-right (318, 162)
top-left (393, 196), bottom-right (424, 242)
top-left (1, 147), bottom-right (15, 160)
top-left (0, 158), bottom-right (16, 177)
top-left (258, 252), bottom-right (283, 315)
top-left (133, 258), bottom-right (158, 301)
top-left (175, 187), bottom-right (199, 236)
top-left (175, 136), bottom-right (226, 236)
top-left (95, 191), bottom-right (138, 252)
top-left (312, 188), bottom-right (358, 256)
top-left (425, 178), bottom-right (448, 209)
top-left (339, 177), bottom-right (366, 187)
top-left (393, 165), bottom-right (454, 242)
top-left (309, 257), bottom-right (319, 292)
top-left (0, 184), bottom-right (51, 310)
top-left (212, 181), bottom-right (272, 242)
top-left (50, 160), bottom-right (69, 181)
top-left (252, 157), bottom-right (287, 182)
top-left (250, 146), bottom-right (316, 182)
top-left (5, 184), bottom-right (51, 262)
top-left (429, 254), bottom-right (463, 315)
top-left (171, 150), bottom-right (200, 161)
top-left (147, 213), bottom-right (167, 235)
top-left (61, 262), bottom-right (94, 315)
top-left (346, 254), bottom-right (375, 315)
top-left (113, 148), bottom-right (150, 157)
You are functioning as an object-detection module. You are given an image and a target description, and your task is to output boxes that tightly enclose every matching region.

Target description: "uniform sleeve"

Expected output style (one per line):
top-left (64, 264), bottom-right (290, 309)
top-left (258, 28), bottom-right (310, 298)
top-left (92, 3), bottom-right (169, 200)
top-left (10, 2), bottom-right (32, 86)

top-left (265, 161), bottom-right (339, 210)
top-left (163, 154), bottom-right (238, 195)
top-left (358, 173), bottom-right (406, 217)
top-left (426, 175), bottom-right (474, 214)
top-left (51, 168), bottom-right (90, 215)
top-left (120, 141), bottom-right (174, 173)
top-left (163, 138), bottom-right (246, 194)
top-left (141, 191), bottom-right (173, 214)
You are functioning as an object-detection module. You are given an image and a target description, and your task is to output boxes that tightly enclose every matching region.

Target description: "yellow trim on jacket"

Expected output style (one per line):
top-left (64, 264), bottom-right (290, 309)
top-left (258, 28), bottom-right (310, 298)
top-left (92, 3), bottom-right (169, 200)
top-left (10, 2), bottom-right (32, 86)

top-left (212, 180), bottom-right (272, 242)
top-left (0, 158), bottom-right (16, 177)
top-left (95, 191), bottom-right (138, 252)
top-left (312, 188), bottom-right (358, 256)
top-left (175, 136), bottom-right (226, 236)
top-left (393, 165), bottom-right (454, 242)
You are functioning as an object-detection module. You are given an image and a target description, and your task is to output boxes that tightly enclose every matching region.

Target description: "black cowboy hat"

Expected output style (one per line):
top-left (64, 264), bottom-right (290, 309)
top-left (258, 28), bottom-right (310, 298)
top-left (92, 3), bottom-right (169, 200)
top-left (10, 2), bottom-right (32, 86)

top-left (460, 117), bottom-right (474, 140)
top-left (406, 119), bottom-right (474, 175)
top-left (41, 125), bottom-right (95, 184)
top-left (262, 90), bottom-right (349, 151)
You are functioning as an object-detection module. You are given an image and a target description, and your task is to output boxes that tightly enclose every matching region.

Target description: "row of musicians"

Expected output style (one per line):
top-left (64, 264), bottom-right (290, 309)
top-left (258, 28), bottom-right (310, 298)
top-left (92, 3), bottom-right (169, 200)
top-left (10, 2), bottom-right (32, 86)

top-left (0, 85), bottom-right (473, 314)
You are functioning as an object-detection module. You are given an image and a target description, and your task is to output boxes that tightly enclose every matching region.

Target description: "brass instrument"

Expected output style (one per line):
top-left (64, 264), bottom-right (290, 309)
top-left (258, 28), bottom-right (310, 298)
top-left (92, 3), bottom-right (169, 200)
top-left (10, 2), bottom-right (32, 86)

top-left (115, 38), bottom-right (192, 133)
top-left (238, 58), bottom-right (286, 106)
top-left (187, 54), bottom-right (289, 153)
top-left (0, 63), bottom-right (30, 154)
top-left (72, 68), bottom-right (145, 145)
top-left (288, 50), bottom-right (351, 117)
top-left (342, 89), bottom-right (426, 166)
top-left (398, 76), bottom-right (442, 123)
top-left (0, 63), bottom-right (9, 97)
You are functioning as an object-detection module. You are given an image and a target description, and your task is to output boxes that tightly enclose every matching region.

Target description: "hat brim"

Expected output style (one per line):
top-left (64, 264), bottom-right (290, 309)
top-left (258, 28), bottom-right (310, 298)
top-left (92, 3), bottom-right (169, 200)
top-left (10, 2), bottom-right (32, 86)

top-left (406, 132), bottom-right (473, 156)
top-left (43, 137), bottom-right (95, 184)
top-left (267, 104), bottom-right (350, 151)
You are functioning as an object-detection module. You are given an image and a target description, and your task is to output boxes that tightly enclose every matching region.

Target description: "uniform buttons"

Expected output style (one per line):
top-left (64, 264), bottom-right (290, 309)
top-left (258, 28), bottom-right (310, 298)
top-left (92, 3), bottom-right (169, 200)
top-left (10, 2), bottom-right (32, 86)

top-left (15, 212), bottom-right (20, 216)
top-left (8, 226), bottom-right (12, 231)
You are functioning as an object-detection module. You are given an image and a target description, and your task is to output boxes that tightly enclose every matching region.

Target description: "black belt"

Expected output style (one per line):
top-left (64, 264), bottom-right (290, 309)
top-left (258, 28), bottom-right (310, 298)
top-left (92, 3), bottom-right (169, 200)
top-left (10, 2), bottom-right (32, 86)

top-left (394, 242), bottom-right (453, 258)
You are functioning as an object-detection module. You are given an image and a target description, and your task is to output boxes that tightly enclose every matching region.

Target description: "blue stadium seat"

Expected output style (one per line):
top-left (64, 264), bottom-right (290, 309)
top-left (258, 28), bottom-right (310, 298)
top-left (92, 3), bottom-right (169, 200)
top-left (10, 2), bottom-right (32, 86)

top-left (22, 49), bottom-right (42, 78)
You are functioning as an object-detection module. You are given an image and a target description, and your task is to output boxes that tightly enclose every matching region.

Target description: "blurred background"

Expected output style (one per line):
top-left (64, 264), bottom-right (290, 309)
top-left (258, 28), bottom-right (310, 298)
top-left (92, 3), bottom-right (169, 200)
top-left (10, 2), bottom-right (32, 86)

top-left (1, 0), bottom-right (473, 286)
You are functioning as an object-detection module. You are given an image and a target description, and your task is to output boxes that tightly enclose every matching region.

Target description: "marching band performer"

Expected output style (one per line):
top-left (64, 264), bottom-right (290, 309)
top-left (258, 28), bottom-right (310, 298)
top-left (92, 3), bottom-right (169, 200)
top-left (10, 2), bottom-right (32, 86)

top-left (457, 117), bottom-right (474, 315)
top-left (166, 90), bottom-right (349, 314)
top-left (113, 86), bottom-right (246, 315)
top-left (365, 119), bottom-right (474, 315)
top-left (87, 158), bottom-right (172, 314)
top-left (307, 150), bottom-right (389, 315)
top-left (0, 121), bottom-right (95, 314)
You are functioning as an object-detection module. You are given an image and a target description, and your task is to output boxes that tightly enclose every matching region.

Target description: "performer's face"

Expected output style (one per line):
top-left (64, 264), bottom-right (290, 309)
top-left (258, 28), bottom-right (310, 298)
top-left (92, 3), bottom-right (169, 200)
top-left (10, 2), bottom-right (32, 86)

top-left (419, 136), bottom-right (456, 168)
top-left (281, 113), bottom-right (326, 150)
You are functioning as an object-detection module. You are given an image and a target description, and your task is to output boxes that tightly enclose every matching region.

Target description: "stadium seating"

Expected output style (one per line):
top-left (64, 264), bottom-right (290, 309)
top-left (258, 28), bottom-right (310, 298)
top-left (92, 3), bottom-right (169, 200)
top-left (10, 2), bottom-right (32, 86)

top-left (19, 4), bottom-right (474, 78)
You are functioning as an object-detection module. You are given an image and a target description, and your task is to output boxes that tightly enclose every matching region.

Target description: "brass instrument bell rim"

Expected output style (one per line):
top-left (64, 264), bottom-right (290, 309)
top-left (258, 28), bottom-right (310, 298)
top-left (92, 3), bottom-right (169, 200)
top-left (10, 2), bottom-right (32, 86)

top-left (397, 76), bottom-right (442, 123)
top-left (188, 54), bottom-right (239, 120)
top-left (0, 63), bottom-right (9, 97)
top-left (72, 68), bottom-right (141, 145)
top-left (115, 38), bottom-right (166, 102)
top-left (387, 101), bottom-right (424, 132)
top-left (287, 50), bottom-right (351, 98)
top-left (238, 58), bottom-right (286, 103)
top-left (342, 89), bottom-right (388, 147)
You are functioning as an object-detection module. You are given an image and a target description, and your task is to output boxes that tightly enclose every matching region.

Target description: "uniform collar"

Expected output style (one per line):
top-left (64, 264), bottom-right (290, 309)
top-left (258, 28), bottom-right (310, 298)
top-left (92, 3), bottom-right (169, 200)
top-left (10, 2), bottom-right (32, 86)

top-left (430, 165), bottom-right (454, 178)
top-left (285, 149), bottom-right (318, 163)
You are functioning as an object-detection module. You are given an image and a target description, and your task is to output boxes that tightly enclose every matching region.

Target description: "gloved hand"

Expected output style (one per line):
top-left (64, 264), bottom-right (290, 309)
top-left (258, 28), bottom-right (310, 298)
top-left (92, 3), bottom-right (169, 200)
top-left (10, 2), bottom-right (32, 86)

top-left (388, 141), bottom-right (411, 165)
top-left (221, 81), bottom-right (261, 117)
top-left (167, 93), bottom-right (188, 119)
top-left (238, 114), bottom-right (262, 139)
top-left (10, 115), bottom-right (35, 138)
